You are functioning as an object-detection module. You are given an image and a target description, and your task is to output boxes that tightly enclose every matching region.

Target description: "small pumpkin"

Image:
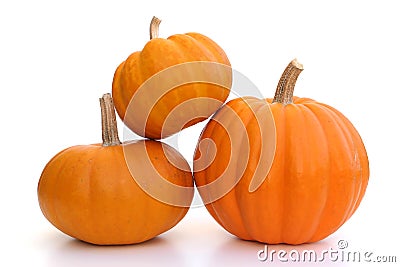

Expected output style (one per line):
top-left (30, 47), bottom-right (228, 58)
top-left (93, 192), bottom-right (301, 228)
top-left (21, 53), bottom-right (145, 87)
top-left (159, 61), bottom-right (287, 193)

top-left (112, 16), bottom-right (232, 139)
top-left (193, 59), bottom-right (369, 244)
top-left (38, 94), bottom-right (194, 245)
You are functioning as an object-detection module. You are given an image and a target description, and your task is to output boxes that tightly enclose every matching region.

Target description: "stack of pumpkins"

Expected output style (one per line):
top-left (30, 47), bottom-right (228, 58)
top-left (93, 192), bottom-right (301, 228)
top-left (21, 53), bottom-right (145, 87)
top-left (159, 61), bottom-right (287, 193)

top-left (38, 17), bottom-right (369, 245)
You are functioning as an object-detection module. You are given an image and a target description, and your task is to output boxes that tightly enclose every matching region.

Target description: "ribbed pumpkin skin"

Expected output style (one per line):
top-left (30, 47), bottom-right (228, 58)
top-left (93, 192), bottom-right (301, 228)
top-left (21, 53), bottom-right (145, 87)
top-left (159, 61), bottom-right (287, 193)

top-left (193, 96), bottom-right (369, 244)
top-left (38, 140), bottom-right (194, 245)
top-left (112, 32), bottom-right (231, 139)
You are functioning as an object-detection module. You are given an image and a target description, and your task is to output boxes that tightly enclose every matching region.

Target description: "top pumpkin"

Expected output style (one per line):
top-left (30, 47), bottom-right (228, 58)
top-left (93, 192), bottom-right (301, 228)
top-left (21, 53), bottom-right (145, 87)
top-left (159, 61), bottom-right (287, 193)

top-left (112, 17), bottom-right (232, 139)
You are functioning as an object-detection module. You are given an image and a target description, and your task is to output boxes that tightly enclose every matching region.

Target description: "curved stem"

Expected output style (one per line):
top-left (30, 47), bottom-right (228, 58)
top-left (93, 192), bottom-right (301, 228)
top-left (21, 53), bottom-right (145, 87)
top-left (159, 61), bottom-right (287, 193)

top-left (150, 16), bottom-right (162, 39)
top-left (99, 93), bottom-right (121, 146)
top-left (272, 59), bottom-right (304, 105)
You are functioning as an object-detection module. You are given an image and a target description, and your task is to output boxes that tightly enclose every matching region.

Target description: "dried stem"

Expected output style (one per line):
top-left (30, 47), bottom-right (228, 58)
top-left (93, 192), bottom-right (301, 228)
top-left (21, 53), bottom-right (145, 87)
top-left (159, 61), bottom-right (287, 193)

top-left (99, 93), bottom-right (121, 146)
top-left (273, 59), bottom-right (304, 105)
top-left (150, 16), bottom-right (162, 39)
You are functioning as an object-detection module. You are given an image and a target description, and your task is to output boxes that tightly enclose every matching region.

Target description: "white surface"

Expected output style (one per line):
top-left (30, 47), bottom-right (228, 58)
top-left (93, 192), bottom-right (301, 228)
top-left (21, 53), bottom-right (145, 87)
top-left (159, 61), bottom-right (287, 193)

top-left (1, 0), bottom-right (399, 266)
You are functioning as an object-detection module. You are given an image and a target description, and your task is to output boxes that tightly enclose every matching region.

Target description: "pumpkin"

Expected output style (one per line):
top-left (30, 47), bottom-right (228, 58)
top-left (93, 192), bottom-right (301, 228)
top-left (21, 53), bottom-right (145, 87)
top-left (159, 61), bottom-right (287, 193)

top-left (112, 16), bottom-right (232, 139)
top-left (37, 94), bottom-right (194, 245)
top-left (193, 59), bottom-right (369, 244)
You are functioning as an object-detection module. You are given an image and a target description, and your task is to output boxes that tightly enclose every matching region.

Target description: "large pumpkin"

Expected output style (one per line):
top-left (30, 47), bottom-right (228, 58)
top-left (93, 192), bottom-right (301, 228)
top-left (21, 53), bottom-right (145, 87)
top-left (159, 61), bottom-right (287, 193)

top-left (38, 94), bottom-right (194, 245)
top-left (193, 59), bottom-right (369, 244)
top-left (112, 16), bottom-right (232, 139)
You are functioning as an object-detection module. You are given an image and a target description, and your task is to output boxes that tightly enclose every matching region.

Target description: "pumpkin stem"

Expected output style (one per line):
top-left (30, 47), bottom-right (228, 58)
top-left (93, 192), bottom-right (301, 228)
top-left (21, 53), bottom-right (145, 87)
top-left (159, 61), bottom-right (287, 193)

top-left (273, 59), bottom-right (304, 105)
top-left (99, 93), bottom-right (121, 146)
top-left (150, 16), bottom-right (162, 39)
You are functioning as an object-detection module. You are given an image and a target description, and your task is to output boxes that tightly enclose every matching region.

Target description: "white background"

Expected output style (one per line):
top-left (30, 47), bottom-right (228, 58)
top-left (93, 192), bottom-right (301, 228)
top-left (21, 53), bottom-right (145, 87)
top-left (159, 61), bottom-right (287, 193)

top-left (1, 0), bottom-right (399, 266)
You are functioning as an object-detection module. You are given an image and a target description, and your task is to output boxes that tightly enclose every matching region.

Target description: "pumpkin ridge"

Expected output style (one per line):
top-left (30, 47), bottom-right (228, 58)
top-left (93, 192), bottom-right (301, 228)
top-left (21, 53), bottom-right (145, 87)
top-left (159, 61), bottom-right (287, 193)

top-left (281, 104), bottom-right (303, 243)
top-left (234, 99), bottom-right (269, 240)
top-left (38, 144), bottom-right (75, 222)
top-left (303, 103), bottom-right (342, 241)
top-left (109, 147), bottom-right (145, 243)
top-left (54, 147), bottom-right (89, 240)
top-left (185, 32), bottom-right (230, 64)
top-left (281, 103), bottom-right (329, 243)
top-left (303, 102), bottom-right (359, 241)
top-left (299, 103), bottom-right (331, 227)
top-left (112, 61), bottom-right (127, 119)
top-left (182, 34), bottom-right (232, 108)
top-left (115, 61), bottom-right (126, 108)
top-left (204, 98), bottom-right (257, 238)
top-left (92, 147), bottom-right (112, 242)
top-left (321, 105), bottom-right (365, 224)
top-left (83, 147), bottom-right (98, 243)
top-left (209, 98), bottom-right (253, 184)
top-left (117, 53), bottom-right (142, 124)
top-left (296, 104), bottom-right (331, 242)
top-left (120, 53), bottom-right (140, 98)
top-left (55, 149), bottom-right (81, 228)
top-left (42, 151), bottom-right (59, 234)
top-left (229, 98), bottom-right (266, 239)
top-left (301, 105), bottom-right (334, 242)
top-left (169, 34), bottom-right (219, 119)
top-left (325, 106), bottom-right (360, 223)
top-left (270, 103), bottom-right (287, 242)
top-left (75, 147), bottom-right (100, 241)
top-left (140, 39), bottom-right (179, 78)
top-left (143, 39), bottom-right (187, 130)
top-left (131, 52), bottom-right (146, 97)
top-left (179, 34), bottom-right (217, 61)
top-left (322, 104), bottom-right (369, 218)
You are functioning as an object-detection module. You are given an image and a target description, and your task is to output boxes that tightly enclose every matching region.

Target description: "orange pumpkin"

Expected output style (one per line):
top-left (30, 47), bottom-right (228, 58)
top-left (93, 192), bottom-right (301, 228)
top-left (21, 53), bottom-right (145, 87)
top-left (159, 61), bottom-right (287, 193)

top-left (112, 16), bottom-right (232, 139)
top-left (193, 59), bottom-right (369, 244)
top-left (38, 94), bottom-right (194, 245)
